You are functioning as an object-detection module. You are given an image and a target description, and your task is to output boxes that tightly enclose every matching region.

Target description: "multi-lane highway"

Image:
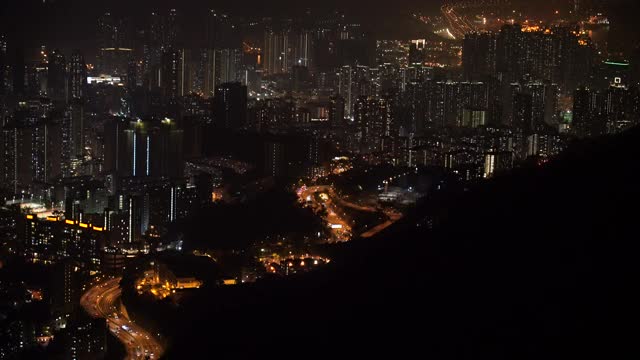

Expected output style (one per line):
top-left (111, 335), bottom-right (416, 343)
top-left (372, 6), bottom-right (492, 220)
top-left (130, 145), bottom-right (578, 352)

top-left (80, 277), bottom-right (163, 360)
top-left (299, 185), bottom-right (403, 241)
top-left (441, 3), bottom-right (478, 39)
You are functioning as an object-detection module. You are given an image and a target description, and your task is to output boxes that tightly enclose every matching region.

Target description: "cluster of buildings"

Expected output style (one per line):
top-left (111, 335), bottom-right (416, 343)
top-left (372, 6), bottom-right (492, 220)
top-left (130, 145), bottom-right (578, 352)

top-left (0, 6), bottom-right (637, 263)
top-left (462, 23), bottom-right (640, 138)
top-left (1, 4), bottom-right (640, 357)
top-left (0, 7), bottom-right (638, 271)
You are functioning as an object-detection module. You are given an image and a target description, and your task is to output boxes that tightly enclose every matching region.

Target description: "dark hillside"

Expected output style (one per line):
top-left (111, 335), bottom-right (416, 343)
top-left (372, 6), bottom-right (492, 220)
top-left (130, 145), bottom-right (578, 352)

top-left (163, 128), bottom-right (640, 359)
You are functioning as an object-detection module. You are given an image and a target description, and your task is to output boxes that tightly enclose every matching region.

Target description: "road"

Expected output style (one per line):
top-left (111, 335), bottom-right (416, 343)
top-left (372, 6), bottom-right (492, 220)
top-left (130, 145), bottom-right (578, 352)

top-left (441, 3), bottom-right (478, 39)
top-left (299, 185), bottom-right (404, 241)
top-left (299, 185), bottom-right (352, 242)
top-left (360, 211), bottom-right (403, 238)
top-left (80, 277), bottom-right (164, 360)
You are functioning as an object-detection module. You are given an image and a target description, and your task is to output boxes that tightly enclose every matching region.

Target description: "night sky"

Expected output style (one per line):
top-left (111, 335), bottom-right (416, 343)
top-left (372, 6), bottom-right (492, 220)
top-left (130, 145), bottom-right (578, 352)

top-left (1, 0), bottom-right (639, 58)
top-left (0, 0), bottom-right (439, 57)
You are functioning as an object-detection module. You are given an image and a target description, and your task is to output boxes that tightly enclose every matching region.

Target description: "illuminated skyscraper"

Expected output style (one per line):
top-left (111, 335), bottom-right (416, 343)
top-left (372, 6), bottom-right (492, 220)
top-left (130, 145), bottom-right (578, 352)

top-left (206, 10), bottom-right (237, 50)
top-left (483, 151), bottom-right (513, 178)
top-left (264, 29), bottom-right (290, 75)
top-left (216, 49), bottom-right (241, 85)
top-left (0, 34), bottom-right (7, 95)
top-left (404, 80), bottom-right (428, 133)
top-left (354, 96), bottom-right (392, 153)
top-left (104, 118), bottom-right (184, 179)
top-left (97, 13), bottom-right (132, 75)
top-left (160, 49), bottom-right (187, 101)
top-left (409, 39), bottom-right (426, 65)
top-left (513, 92), bottom-right (533, 132)
top-left (166, 9), bottom-right (179, 49)
top-left (1, 119), bottom-right (61, 191)
top-left (463, 32), bottom-right (498, 81)
top-left (264, 140), bottom-right (286, 178)
top-left (47, 49), bottom-right (66, 103)
top-left (213, 82), bottom-right (247, 129)
top-left (201, 10), bottom-right (241, 97)
top-left (68, 50), bottom-right (86, 100)
top-left (294, 30), bottom-right (314, 68)
top-left (428, 81), bottom-right (488, 128)
top-left (338, 65), bottom-right (372, 119)
top-left (61, 101), bottom-right (85, 177)
top-left (201, 48), bottom-right (241, 97)
top-left (328, 95), bottom-right (345, 127)
top-left (336, 24), bottom-right (374, 67)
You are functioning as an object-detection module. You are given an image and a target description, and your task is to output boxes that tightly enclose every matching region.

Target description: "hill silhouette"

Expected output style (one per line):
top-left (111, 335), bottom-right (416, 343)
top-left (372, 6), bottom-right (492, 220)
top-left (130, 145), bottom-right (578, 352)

top-left (162, 127), bottom-right (640, 359)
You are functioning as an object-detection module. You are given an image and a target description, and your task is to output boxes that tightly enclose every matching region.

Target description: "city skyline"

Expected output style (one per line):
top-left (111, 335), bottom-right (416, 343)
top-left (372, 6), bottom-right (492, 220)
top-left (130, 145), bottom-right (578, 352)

top-left (2, 0), bottom-right (640, 358)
